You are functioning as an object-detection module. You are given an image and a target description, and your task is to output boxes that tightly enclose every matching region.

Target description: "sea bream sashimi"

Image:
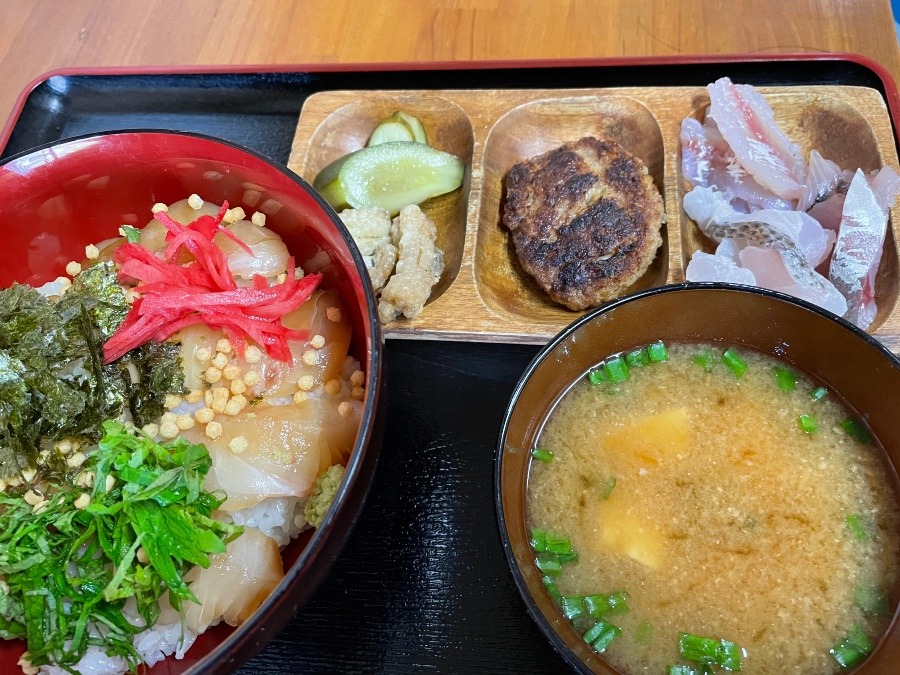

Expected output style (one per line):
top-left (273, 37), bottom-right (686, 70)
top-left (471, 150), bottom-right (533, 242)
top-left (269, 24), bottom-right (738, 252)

top-left (829, 169), bottom-right (897, 329)
top-left (680, 117), bottom-right (793, 211)
top-left (706, 77), bottom-right (808, 201)
top-left (684, 186), bottom-right (847, 316)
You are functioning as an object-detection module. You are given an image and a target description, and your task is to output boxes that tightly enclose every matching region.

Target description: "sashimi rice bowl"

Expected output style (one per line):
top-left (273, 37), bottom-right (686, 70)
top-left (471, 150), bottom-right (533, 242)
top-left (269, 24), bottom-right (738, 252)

top-left (0, 132), bottom-right (382, 674)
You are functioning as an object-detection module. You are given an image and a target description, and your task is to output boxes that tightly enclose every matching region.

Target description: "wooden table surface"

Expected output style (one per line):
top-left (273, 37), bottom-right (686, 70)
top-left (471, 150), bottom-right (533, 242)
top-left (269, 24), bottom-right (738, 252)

top-left (1, 0), bottom-right (899, 132)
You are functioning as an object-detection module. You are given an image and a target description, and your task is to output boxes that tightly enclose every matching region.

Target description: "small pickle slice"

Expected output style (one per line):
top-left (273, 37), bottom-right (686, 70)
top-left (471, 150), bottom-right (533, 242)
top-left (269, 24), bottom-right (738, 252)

top-left (367, 121), bottom-right (415, 147)
top-left (313, 154), bottom-right (351, 191)
top-left (389, 111), bottom-right (428, 144)
top-left (323, 141), bottom-right (464, 216)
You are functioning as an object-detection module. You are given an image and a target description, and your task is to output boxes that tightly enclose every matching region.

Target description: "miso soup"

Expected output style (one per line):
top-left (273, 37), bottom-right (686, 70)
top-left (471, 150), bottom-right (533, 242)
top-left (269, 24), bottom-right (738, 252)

top-left (527, 342), bottom-right (899, 674)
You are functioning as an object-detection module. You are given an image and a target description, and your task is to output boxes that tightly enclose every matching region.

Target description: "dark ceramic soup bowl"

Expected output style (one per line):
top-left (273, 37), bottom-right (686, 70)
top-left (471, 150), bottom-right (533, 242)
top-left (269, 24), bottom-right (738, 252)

top-left (0, 130), bottom-right (385, 674)
top-left (496, 284), bottom-right (900, 674)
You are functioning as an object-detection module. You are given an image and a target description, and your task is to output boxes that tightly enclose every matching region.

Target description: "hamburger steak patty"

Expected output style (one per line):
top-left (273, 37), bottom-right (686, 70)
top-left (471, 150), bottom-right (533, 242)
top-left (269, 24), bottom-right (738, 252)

top-left (502, 137), bottom-right (665, 310)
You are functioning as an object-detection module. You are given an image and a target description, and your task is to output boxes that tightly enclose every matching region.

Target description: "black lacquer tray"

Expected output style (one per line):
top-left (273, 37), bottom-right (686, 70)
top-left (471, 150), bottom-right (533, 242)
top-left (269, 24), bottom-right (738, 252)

top-left (2, 56), bottom-right (897, 674)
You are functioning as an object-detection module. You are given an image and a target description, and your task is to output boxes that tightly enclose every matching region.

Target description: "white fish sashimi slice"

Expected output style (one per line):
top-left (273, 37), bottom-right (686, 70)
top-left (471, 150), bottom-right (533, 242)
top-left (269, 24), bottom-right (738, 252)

top-left (684, 186), bottom-right (835, 266)
top-left (830, 169), bottom-right (891, 329)
top-left (680, 118), bottom-right (793, 210)
top-left (715, 237), bottom-right (749, 264)
top-left (707, 77), bottom-right (807, 201)
top-left (685, 250), bottom-right (757, 285)
top-left (868, 165), bottom-right (900, 213)
top-left (807, 192), bottom-right (846, 233)
top-left (798, 150), bottom-right (844, 211)
top-left (739, 246), bottom-right (848, 316)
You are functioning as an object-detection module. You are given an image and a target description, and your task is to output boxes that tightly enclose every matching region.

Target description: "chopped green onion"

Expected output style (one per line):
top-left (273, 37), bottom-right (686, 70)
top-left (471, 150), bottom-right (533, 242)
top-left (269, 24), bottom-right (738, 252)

top-left (588, 368), bottom-right (608, 385)
top-left (846, 514), bottom-right (869, 542)
top-left (535, 555), bottom-right (562, 577)
top-left (584, 591), bottom-right (630, 618)
top-left (855, 583), bottom-right (890, 618)
top-left (722, 347), bottom-right (747, 379)
top-left (841, 418), bottom-right (873, 445)
top-left (810, 386), bottom-right (828, 401)
top-left (636, 620), bottom-right (653, 645)
top-left (678, 632), bottom-right (742, 671)
top-left (599, 476), bottom-right (617, 500)
top-left (121, 225), bottom-right (142, 243)
top-left (830, 623), bottom-right (873, 668)
top-left (626, 348), bottom-right (650, 368)
top-left (561, 596), bottom-right (587, 621)
top-left (668, 667), bottom-right (703, 675)
top-left (544, 533), bottom-right (573, 556)
top-left (541, 575), bottom-right (563, 604)
top-left (774, 366), bottom-right (798, 392)
top-left (798, 414), bottom-right (817, 434)
top-left (648, 340), bottom-right (668, 363)
top-left (604, 355), bottom-right (630, 383)
top-left (530, 528), bottom-right (547, 552)
top-left (692, 348), bottom-right (715, 370)
top-left (583, 620), bottom-right (620, 653)
top-left (532, 447), bottom-right (554, 463)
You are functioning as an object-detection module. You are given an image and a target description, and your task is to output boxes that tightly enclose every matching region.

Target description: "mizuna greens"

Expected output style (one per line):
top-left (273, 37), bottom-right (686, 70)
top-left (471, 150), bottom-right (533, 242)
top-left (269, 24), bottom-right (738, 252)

top-left (0, 421), bottom-right (241, 671)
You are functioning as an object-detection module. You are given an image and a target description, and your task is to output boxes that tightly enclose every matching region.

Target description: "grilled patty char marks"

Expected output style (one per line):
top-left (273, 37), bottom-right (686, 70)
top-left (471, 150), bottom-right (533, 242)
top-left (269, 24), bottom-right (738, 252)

top-left (503, 137), bottom-right (664, 310)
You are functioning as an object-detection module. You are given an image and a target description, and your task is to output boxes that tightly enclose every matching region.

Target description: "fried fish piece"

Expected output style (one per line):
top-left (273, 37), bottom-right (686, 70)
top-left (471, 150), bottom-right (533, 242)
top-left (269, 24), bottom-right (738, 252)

top-left (503, 137), bottom-right (665, 310)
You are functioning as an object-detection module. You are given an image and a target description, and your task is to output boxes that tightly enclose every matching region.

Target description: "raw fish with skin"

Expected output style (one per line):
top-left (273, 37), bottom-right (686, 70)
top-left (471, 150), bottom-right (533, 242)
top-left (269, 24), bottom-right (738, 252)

top-left (829, 169), bottom-right (895, 329)
top-left (680, 117), bottom-right (794, 211)
top-left (683, 186), bottom-right (835, 266)
top-left (684, 187), bottom-right (847, 315)
top-left (684, 250), bottom-right (757, 285)
top-left (738, 246), bottom-right (847, 312)
top-left (798, 150), bottom-right (844, 211)
top-left (808, 192), bottom-right (846, 233)
top-left (707, 77), bottom-right (808, 201)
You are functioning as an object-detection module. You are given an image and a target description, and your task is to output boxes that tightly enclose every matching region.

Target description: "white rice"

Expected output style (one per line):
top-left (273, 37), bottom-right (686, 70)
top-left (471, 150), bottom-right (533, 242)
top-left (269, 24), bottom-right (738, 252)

top-left (39, 647), bottom-right (127, 675)
top-left (229, 496), bottom-right (308, 547)
top-left (134, 621), bottom-right (196, 667)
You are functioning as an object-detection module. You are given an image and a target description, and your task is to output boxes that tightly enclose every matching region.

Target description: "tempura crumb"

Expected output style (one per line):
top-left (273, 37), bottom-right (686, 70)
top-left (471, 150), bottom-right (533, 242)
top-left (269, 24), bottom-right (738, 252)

top-left (205, 421), bottom-right (224, 440)
top-left (352, 386), bottom-right (365, 400)
top-left (223, 365), bottom-right (242, 381)
top-left (310, 334), bottom-right (325, 349)
top-left (297, 375), bottom-right (314, 391)
top-left (142, 423), bottom-right (159, 438)
top-left (251, 211), bottom-right (266, 226)
top-left (85, 244), bottom-right (100, 260)
top-left (326, 306), bottom-right (342, 322)
top-left (188, 194), bottom-right (204, 210)
top-left (350, 370), bottom-right (365, 387)
top-left (66, 452), bottom-right (86, 468)
top-left (324, 379), bottom-right (341, 396)
top-left (195, 347), bottom-right (212, 362)
top-left (216, 338), bottom-right (232, 354)
top-left (338, 402), bottom-right (354, 418)
top-left (175, 414), bottom-right (195, 431)
top-left (230, 379), bottom-right (247, 395)
top-left (186, 389), bottom-right (204, 404)
top-left (66, 261), bottom-right (82, 277)
top-left (293, 391), bottom-right (308, 404)
top-left (229, 436), bottom-right (249, 454)
top-left (245, 345), bottom-right (262, 363)
top-left (205, 366), bottom-right (223, 384)
top-left (194, 408), bottom-right (215, 425)
top-left (212, 352), bottom-right (228, 369)
top-left (243, 370), bottom-right (261, 387)
top-left (302, 350), bottom-right (318, 366)
top-left (164, 394), bottom-right (182, 409)
top-left (74, 493), bottom-right (91, 509)
top-left (151, 202), bottom-right (168, 213)
top-left (159, 421), bottom-right (179, 439)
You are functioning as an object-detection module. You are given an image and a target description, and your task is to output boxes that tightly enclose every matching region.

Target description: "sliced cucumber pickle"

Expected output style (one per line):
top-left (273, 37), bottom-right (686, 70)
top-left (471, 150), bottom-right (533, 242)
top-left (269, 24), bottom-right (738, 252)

top-left (313, 153), bottom-right (351, 191)
top-left (329, 141), bottom-right (464, 216)
top-left (389, 111), bottom-right (428, 144)
top-left (366, 121), bottom-right (415, 147)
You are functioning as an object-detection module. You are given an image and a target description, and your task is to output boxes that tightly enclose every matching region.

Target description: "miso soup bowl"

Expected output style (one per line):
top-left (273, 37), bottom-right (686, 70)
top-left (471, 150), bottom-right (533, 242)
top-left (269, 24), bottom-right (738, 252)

top-left (496, 283), bottom-right (900, 674)
top-left (0, 130), bottom-right (385, 674)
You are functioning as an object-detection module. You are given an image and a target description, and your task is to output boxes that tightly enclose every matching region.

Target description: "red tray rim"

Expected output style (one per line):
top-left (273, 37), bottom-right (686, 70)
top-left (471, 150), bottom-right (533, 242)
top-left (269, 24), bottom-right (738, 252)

top-left (2, 52), bottom-right (898, 156)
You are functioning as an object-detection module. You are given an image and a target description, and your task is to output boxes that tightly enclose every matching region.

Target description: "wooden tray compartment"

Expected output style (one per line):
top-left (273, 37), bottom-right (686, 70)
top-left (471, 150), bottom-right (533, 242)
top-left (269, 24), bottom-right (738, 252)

top-left (289, 86), bottom-right (900, 349)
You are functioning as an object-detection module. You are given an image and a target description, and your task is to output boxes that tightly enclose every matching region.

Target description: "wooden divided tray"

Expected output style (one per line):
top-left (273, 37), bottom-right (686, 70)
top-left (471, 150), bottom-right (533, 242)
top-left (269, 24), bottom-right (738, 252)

top-left (289, 86), bottom-right (900, 350)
